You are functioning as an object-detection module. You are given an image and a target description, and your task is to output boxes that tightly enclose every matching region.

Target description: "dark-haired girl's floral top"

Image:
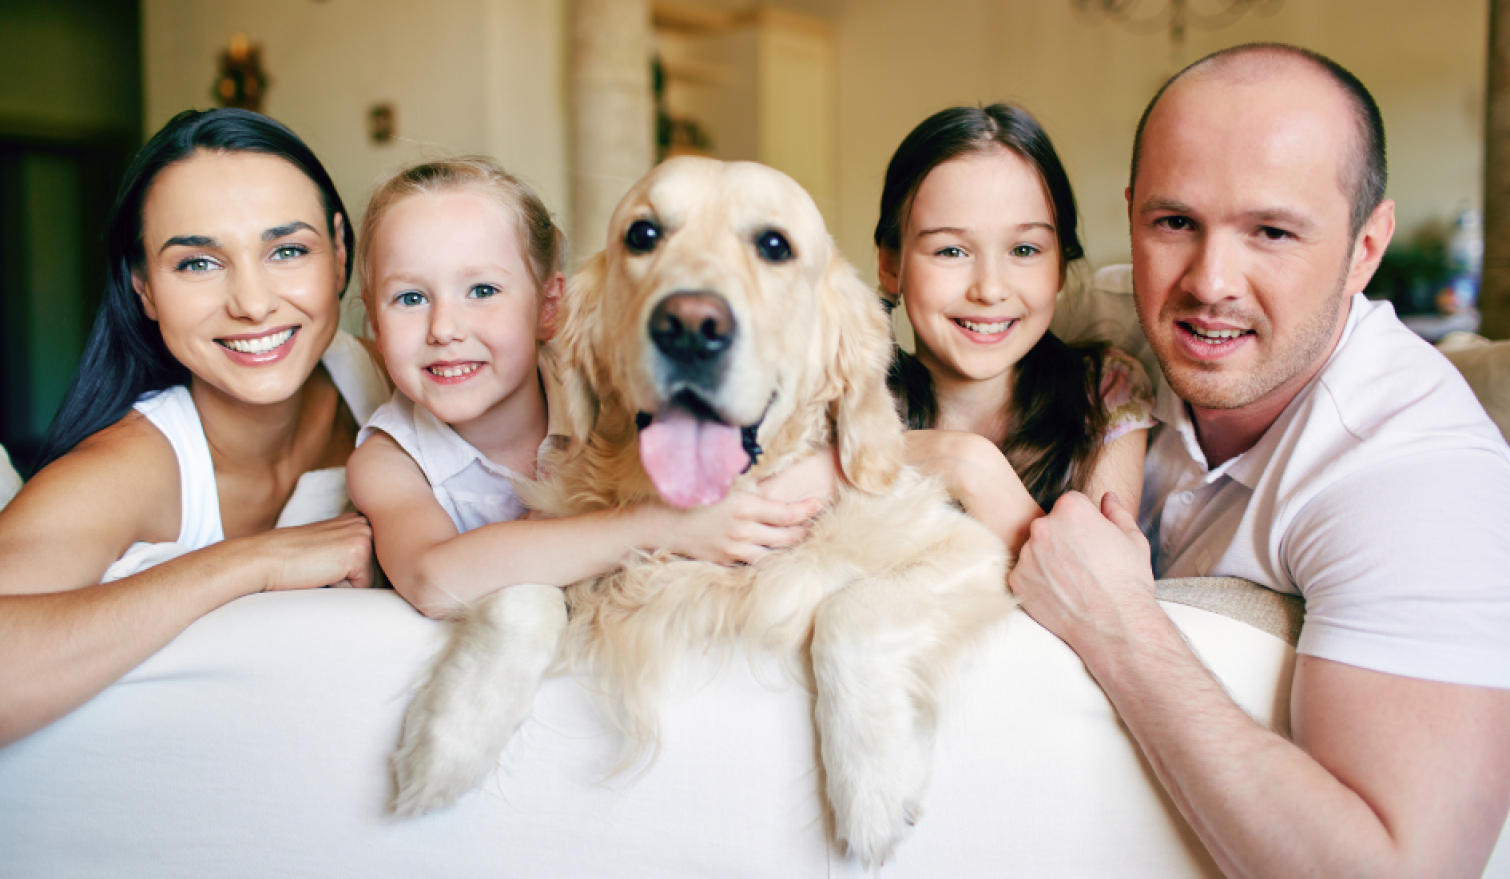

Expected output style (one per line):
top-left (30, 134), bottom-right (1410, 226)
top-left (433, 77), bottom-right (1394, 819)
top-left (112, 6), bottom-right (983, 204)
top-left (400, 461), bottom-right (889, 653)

top-left (1101, 348), bottom-right (1156, 443)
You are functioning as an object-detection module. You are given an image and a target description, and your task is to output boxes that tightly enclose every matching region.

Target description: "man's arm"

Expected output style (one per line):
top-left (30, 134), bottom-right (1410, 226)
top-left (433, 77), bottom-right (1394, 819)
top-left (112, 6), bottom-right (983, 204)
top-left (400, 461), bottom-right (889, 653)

top-left (1009, 491), bottom-right (1510, 879)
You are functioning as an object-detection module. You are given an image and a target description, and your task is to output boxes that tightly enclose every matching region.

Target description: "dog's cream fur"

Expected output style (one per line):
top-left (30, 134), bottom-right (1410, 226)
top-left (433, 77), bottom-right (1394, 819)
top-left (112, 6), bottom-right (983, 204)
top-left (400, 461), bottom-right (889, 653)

top-left (393, 157), bottom-right (1014, 865)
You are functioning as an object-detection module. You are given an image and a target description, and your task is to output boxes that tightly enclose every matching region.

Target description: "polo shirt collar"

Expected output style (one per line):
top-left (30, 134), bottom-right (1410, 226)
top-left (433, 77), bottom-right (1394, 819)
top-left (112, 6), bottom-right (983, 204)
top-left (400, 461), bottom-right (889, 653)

top-left (1150, 292), bottom-right (1367, 491)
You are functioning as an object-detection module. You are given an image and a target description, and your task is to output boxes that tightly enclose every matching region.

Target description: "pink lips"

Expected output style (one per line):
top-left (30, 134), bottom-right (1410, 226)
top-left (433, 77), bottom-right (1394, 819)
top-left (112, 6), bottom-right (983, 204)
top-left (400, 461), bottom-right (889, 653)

top-left (950, 317), bottom-right (1018, 343)
top-left (424, 361), bottom-right (484, 385)
top-left (216, 326), bottom-right (298, 367)
top-left (1175, 319), bottom-right (1252, 361)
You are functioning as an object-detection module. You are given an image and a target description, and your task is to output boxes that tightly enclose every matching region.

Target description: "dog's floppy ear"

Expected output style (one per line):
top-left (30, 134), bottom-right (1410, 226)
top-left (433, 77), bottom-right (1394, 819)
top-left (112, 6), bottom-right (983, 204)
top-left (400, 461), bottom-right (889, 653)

top-left (820, 248), bottom-right (905, 494)
top-left (550, 250), bottom-right (609, 441)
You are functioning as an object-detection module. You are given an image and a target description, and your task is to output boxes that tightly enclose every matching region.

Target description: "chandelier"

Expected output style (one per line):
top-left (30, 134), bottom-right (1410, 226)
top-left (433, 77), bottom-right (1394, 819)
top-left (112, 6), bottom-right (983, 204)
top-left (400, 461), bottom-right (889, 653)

top-left (1071, 0), bottom-right (1284, 51)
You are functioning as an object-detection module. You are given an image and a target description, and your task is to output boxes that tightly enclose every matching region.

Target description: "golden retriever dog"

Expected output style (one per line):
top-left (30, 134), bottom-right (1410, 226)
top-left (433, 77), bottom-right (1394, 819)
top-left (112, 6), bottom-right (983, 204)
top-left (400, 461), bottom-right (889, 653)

top-left (393, 157), bottom-right (1013, 865)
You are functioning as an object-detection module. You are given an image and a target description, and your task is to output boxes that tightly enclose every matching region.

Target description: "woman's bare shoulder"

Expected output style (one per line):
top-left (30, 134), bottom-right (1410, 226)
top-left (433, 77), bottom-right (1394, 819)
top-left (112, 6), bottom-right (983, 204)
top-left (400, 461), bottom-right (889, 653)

top-left (0, 412), bottom-right (182, 593)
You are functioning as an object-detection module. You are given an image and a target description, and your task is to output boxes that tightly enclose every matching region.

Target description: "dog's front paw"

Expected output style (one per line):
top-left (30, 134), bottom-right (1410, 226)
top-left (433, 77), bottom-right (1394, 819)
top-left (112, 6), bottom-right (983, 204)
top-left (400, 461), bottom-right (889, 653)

top-left (821, 712), bottom-right (930, 868)
top-left (390, 584), bottom-right (568, 817)
top-left (392, 701), bottom-right (505, 817)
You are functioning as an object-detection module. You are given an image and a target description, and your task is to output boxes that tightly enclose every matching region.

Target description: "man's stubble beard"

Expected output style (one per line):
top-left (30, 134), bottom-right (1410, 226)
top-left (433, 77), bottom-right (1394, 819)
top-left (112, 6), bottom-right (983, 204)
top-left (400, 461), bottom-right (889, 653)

top-left (1136, 259), bottom-right (1351, 412)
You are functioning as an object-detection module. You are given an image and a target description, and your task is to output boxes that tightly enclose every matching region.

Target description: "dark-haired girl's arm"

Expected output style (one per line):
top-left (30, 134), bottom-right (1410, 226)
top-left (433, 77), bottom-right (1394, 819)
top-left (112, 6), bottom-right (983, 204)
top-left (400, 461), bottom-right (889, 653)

top-left (904, 429), bottom-right (1041, 555)
top-left (1082, 427), bottom-right (1148, 512)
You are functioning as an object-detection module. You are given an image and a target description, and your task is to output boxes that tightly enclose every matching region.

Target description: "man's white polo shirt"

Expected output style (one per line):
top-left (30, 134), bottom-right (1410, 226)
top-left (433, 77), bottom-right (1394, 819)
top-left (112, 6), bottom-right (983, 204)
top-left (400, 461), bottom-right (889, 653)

top-left (1141, 293), bottom-right (1510, 689)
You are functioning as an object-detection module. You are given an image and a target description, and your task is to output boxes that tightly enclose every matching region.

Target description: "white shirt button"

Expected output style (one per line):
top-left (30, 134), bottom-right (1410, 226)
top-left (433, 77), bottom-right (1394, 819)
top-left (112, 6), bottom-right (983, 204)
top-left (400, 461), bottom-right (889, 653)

top-left (1180, 491), bottom-right (1195, 504)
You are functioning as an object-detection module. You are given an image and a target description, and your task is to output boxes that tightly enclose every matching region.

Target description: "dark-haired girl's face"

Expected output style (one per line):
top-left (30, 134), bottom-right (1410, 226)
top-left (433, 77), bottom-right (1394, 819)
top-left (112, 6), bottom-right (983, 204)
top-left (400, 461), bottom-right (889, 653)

top-left (882, 148), bottom-right (1061, 399)
top-left (131, 151), bottom-right (345, 408)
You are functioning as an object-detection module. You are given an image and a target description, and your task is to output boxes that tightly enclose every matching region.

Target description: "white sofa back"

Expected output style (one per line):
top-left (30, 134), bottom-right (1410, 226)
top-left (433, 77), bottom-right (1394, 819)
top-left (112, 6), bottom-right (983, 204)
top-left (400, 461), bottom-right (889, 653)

top-left (0, 585), bottom-right (1331, 878)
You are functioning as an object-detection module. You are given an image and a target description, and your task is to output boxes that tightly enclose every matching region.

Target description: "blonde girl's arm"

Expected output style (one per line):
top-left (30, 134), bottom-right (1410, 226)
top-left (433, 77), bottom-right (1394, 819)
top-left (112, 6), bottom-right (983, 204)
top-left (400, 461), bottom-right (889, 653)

top-left (349, 430), bottom-right (825, 620)
top-left (0, 415), bottom-right (373, 747)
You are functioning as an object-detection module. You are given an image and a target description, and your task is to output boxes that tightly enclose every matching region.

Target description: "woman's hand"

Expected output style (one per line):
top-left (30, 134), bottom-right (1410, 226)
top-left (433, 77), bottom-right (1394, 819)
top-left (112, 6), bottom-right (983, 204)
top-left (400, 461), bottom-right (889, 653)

top-left (905, 429), bottom-right (1041, 554)
top-left (246, 512), bottom-right (376, 592)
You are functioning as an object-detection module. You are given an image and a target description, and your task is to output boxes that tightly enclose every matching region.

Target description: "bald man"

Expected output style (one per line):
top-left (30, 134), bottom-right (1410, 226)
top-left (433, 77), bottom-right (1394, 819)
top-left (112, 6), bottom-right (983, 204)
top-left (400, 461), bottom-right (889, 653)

top-left (1010, 44), bottom-right (1510, 876)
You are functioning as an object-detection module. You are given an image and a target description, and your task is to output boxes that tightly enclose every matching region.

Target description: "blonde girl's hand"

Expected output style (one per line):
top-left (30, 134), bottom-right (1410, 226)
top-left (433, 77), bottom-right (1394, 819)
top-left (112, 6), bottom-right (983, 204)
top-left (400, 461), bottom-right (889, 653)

top-left (663, 491), bottom-right (825, 566)
top-left (247, 512), bottom-right (376, 592)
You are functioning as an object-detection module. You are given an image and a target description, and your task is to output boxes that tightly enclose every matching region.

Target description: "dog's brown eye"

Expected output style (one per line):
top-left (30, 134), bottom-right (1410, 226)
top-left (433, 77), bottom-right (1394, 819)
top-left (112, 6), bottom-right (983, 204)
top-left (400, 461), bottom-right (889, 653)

top-left (755, 229), bottom-right (792, 263)
top-left (625, 219), bottom-right (661, 254)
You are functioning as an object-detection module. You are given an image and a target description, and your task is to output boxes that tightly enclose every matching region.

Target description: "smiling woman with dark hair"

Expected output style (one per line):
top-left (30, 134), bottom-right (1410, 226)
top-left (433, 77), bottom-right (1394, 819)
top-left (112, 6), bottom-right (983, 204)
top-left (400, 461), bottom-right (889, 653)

top-left (0, 108), bottom-right (389, 746)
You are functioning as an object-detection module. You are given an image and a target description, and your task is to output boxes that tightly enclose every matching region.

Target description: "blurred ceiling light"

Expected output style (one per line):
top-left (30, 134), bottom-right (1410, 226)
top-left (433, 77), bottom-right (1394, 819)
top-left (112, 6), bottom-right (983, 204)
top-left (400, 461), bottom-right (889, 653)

top-left (1072, 0), bottom-right (1283, 50)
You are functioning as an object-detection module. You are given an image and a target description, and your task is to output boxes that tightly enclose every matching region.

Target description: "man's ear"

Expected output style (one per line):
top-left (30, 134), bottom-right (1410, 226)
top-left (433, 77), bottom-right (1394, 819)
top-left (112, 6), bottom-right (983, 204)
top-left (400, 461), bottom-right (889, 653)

top-left (536, 271), bottom-right (565, 342)
top-left (1344, 199), bottom-right (1396, 295)
top-left (132, 269), bottom-right (159, 321)
top-left (877, 247), bottom-right (901, 307)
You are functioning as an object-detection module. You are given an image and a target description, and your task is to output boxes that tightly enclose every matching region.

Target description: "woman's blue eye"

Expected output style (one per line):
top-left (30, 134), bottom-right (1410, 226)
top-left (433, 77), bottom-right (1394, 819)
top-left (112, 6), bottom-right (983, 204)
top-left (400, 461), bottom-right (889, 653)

top-left (177, 257), bottom-right (216, 272)
top-left (395, 291), bottom-right (426, 307)
top-left (270, 244), bottom-right (307, 260)
top-left (469, 284), bottom-right (499, 299)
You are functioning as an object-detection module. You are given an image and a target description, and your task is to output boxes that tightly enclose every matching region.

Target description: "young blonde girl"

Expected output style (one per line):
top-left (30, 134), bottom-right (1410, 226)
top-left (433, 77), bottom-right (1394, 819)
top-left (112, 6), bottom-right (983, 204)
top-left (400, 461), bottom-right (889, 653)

top-left (346, 157), bottom-right (826, 621)
top-left (877, 105), bottom-right (1155, 554)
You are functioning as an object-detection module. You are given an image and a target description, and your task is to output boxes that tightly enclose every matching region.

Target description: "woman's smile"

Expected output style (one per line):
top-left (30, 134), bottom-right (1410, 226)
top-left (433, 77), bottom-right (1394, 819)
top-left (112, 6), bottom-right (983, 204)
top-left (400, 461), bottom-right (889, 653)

top-left (216, 325), bottom-right (299, 364)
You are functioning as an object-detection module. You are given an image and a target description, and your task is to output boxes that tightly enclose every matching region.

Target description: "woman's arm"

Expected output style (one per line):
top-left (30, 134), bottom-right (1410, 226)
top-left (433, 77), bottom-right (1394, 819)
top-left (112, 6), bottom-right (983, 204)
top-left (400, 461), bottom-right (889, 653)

top-left (1082, 427), bottom-right (1148, 511)
top-left (0, 416), bottom-right (373, 747)
top-left (350, 432), bottom-right (827, 619)
top-left (905, 429), bottom-right (1041, 555)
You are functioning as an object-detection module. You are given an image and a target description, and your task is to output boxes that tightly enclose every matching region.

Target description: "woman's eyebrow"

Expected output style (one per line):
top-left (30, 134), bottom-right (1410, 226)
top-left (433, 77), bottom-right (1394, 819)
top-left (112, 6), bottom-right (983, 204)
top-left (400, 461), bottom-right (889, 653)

top-left (263, 220), bottom-right (316, 241)
top-left (160, 234), bottom-right (217, 251)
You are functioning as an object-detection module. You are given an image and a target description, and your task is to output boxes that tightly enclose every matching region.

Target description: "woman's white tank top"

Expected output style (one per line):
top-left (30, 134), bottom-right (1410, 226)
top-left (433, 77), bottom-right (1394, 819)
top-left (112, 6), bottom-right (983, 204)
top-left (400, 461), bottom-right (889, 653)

top-left (101, 331), bottom-right (389, 582)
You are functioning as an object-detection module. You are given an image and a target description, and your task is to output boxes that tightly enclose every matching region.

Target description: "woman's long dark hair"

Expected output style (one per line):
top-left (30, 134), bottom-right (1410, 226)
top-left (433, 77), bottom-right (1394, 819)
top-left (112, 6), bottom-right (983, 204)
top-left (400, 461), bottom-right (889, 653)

top-left (874, 104), bottom-right (1108, 510)
top-left (30, 108), bottom-right (354, 476)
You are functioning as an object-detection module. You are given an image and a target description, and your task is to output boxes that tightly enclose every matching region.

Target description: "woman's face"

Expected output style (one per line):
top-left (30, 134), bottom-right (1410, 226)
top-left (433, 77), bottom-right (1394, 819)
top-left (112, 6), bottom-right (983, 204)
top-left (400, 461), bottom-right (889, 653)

top-left (882, 148), bottom-right (1062, 396)
top-left (132, 150), bottom-right (345, 407)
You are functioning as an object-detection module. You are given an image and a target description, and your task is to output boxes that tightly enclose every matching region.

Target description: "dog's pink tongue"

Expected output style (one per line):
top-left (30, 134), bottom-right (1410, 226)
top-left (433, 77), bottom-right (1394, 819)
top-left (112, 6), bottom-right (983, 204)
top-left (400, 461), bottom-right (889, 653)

top-left (639, 405), bottom-right (747, 508)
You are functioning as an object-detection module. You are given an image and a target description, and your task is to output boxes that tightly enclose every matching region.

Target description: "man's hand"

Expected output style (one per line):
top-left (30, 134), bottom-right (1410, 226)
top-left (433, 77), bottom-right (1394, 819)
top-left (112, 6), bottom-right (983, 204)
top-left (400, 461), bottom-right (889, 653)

top-left (1007, 491), bottom-right (1159, 659)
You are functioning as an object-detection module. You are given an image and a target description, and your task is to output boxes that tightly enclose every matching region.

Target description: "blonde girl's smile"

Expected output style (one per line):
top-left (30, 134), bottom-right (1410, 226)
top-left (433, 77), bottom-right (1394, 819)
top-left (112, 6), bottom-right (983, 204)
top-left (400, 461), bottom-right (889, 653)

top-left (424, 360), bottom-right (484, 382)
top-left (367, 188), bottom-right (553, 444)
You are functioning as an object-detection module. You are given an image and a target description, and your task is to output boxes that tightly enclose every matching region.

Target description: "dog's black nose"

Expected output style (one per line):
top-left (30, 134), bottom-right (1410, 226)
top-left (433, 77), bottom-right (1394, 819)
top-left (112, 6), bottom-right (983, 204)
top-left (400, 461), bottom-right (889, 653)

top-left (649, 292), bottom-right (735, 362)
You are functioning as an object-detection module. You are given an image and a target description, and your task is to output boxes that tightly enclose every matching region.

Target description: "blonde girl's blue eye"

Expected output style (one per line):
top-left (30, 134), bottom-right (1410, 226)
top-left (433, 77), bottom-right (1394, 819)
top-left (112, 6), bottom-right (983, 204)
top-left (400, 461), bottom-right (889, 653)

top-left (468, 284), bottom-right (500, 299)
top-left (935, 246), bottom-right (966, 259)
top-left (395, 291), bottom-right (426, 307)
top-left (1011, 244), bottom-right (1041, 258)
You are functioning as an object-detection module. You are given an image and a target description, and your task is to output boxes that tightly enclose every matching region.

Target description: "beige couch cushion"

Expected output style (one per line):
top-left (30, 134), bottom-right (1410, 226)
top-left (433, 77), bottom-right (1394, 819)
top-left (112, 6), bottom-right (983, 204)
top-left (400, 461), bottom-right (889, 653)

top-left (1442, 339), bottom-right (1510, 443)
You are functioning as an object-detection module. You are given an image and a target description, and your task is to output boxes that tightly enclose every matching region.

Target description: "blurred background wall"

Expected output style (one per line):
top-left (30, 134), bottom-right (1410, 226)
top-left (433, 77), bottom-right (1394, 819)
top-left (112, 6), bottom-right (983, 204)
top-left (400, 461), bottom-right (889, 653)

top-left (0, 0), bottom-right (1491, 469)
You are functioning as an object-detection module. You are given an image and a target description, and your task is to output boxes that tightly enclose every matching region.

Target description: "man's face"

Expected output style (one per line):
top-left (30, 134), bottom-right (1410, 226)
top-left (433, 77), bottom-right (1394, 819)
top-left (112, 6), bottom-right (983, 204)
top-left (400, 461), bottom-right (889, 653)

top-left (1129, 64), bottom-right (1380, 415)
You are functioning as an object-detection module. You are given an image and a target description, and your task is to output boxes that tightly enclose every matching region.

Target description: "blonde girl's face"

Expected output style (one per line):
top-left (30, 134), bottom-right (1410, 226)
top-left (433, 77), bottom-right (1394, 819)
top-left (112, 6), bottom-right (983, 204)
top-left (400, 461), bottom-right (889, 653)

top-left (132, 151), bottom-right (345, 408)
top-left (882, 148), bottom-right (1062, 398)
top-left (367, 188), bottom-right (558, 441)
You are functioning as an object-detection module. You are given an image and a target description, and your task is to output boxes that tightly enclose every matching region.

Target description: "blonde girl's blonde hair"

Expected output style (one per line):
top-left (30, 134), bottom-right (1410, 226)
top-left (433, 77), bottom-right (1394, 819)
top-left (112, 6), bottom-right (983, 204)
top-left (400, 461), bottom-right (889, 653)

top-left (357, 156), bottom-right (567, 315)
